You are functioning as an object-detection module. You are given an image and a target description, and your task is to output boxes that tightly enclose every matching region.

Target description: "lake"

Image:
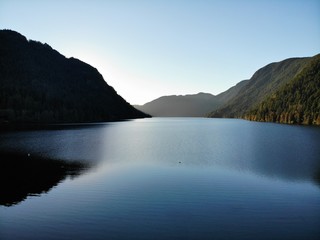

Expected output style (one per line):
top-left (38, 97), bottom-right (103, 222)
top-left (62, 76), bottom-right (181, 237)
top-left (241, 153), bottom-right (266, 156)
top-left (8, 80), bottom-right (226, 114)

top-left (1, 118), bottom-right (320, 240)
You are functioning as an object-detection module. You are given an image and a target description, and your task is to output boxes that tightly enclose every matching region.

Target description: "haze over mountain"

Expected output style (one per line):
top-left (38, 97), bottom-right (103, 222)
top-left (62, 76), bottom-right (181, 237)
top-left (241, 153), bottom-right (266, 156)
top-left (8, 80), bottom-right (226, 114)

top-left (134, 81), bottom-right (248, 117)
top-left (134, 93), bottom-right (217, 117)
top-left (0, 30), bottom-right (149, 123)
top-left (1, 29), bottom-right (318, 125)
top-left (136, 54), bottom-right (319, 125)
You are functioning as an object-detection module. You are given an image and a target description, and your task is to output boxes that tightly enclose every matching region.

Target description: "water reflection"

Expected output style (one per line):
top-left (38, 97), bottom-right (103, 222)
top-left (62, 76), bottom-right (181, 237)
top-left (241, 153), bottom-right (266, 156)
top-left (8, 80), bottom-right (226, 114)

top-left (0, 123), bottom-right (109, 164)
top-left (1, 119), bottom-right (320, 207)
top-left (101, 119), bottom-right (320, 186)
top-left (314, 168), bottom-right (320, 187)
top-left (0, 124), bottom-right (107, 206)
top-left (0, 151), bottom-right (89, 206)
top-left (1, 119), bottom-right (319, 240)
top-left (247, 122), bottom-right (320, 184)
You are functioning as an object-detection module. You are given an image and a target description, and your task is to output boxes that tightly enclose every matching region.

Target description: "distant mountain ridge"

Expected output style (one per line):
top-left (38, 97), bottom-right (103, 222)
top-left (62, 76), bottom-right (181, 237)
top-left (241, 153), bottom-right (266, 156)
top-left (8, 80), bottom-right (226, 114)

top-left (136, 54), bottom-right (319, 125)
top-left (134, 81), bottom-right (248, 117)
top-left (134, 92), bottom-right (218, 117)
top-left (0, 29), bottom-right (149, 123)
top-left (2, 30), bottom-right (317, 125)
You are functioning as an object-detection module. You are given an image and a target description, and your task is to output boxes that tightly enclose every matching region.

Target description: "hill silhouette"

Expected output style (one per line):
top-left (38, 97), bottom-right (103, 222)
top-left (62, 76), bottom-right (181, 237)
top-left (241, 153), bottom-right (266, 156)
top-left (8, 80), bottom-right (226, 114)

top-left (0, 29), bottom-right (149, 124)
top-left (134, 81), bottom-right (248, 117)
top-left (137, 53), bottom-right (319, 125)
top-left (134, 93), bottom-right (218, 117)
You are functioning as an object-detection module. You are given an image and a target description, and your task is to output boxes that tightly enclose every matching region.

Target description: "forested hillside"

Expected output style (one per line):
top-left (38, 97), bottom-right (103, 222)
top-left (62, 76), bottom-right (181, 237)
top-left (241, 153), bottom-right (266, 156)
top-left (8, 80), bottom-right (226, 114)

top-left (208, 57), bottom-right (311, 118)
top-left (0, 30), bottom-right (149, 123)
top-left (244, 54), bottom-right (320, 125)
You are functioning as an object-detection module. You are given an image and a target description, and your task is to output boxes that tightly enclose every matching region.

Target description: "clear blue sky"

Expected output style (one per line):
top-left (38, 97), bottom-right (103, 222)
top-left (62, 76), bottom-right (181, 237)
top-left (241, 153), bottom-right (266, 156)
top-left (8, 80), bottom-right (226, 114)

top-left (1, 0), bottom-right (319, 104)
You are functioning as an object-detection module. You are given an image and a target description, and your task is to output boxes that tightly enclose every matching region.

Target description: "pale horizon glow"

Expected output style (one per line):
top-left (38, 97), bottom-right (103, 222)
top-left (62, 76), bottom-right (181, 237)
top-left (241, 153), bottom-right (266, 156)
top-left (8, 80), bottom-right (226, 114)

top-left (1, 0), bottom-right (319, 105)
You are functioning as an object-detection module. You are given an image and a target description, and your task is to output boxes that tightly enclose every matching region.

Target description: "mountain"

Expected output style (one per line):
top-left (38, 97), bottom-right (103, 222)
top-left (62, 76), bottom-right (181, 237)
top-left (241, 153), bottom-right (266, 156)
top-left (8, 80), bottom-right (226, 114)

top-left (134, 82), bottom-right (249, 117)
top-left (140, 53), bottom-right (319, 124)
top-left (211, 79), bottom-right (249, 108)
top-left (244, 54), bottom-right (320, 125)
top-left (134, 93), bottom-right (218, 117)
top-left (0, 29), bottom-right (149, 124)
top-left (208, 54), bottom-right (320, 125)
top-left (208, 56), bottom-right (314, 117)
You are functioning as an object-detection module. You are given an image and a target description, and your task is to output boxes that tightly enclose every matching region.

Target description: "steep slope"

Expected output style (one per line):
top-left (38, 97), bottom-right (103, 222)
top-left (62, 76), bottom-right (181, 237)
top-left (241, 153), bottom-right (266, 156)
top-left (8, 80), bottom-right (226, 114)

top-left (208, 56), bottom-right (311, 118)
top-left (134, 93), bottom-right (218, 117)
top-left (0, 30), bottom-right (149, 123)
top-left (244, 54), bottom-right (320, 125)
top-left (213, 79), bottom-right (249, 107)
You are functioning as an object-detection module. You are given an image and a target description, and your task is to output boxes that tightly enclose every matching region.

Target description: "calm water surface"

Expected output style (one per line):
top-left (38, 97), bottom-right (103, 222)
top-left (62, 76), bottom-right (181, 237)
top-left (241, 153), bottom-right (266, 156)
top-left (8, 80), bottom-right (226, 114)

top-left (1, 118), bottom-right (320, 240)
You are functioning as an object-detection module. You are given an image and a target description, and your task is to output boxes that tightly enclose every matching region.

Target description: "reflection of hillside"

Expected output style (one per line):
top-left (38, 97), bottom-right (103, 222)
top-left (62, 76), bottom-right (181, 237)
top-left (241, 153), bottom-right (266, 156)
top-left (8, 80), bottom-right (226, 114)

top-left (0, 152), bottom-right (89, 206)
top-left (314, 168), bottom-right (320, 187)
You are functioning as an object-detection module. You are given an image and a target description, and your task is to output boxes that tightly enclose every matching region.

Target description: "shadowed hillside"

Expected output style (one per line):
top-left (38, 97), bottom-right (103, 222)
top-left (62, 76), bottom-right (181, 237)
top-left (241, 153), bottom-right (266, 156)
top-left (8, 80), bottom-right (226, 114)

top-left (0, 29), bottom-right (149, 123)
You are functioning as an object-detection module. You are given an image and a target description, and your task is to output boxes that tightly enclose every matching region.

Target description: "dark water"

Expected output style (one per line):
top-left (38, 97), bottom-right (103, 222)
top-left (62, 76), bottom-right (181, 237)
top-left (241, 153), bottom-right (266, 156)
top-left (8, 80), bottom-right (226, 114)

top-left (1, 118), bottom-right (320, 240)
